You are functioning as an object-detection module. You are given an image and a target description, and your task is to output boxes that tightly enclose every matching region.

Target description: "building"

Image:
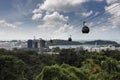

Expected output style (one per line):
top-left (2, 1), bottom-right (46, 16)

top-left (27, 39), bottom-right (40, 49)
top-left (38, 38), bottom-right (45, 48)
top-left (34, 40), bottom-right (38, 48)
top-left (27, 38), bottom-right (49, 52)
top-left (27, 40), bottom-right (33, 48)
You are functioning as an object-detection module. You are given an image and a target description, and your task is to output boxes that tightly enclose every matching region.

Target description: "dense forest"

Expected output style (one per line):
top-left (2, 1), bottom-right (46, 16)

top-left (0, 48), bottom-right (120, 80)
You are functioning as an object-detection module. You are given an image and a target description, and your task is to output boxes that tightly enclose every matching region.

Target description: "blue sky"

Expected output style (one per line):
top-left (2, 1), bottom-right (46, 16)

top-left (0, 0), bottom-right (120, 42)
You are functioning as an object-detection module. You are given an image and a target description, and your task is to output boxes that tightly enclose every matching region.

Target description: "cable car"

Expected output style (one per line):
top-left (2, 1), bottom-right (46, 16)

top-left (66, 22), bottom-right (72, 42)
top-left (82, 21), bottom-right (90, 33)
top-left (50, 39), bottom-right (53, 43)
top-left (68, 35), bottom-right (72, 42)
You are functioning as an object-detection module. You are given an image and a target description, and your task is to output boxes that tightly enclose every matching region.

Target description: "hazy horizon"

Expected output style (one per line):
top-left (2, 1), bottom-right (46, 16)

top-left (0, 39), bottom-right (120, 44)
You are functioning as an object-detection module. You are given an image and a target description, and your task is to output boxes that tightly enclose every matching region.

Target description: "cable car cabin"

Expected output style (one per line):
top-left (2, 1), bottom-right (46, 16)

top-left (82, 26), bottom-right (90, 33)
top-left (50, 39), bottom-right (53, 43)
top-left (68, 37), bottom-right (72, 42)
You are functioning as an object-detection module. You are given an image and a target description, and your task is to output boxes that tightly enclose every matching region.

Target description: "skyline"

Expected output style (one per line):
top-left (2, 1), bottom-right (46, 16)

top-left (0, 0), bottom-right (120, 41)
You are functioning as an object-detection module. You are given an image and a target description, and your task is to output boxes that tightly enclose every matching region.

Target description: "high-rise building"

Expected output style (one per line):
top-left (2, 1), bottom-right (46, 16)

top-left (27, 40), bottom-right (33, 48)
top-left (38, 39), bottom-right (46, 48)
top-left (27, 39), bottom-right (39, 48)
top-left (34, 41), bottom-right (38, 48)
top-left (27, 38), bottom-right (49, 51)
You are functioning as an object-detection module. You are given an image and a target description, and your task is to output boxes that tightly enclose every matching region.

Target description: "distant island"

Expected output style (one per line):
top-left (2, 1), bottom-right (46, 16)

top-left (47, 39), bottom-right (119, 46)
top-left (83, 40), bottom-right (118, 45)
top-left (47, 39), bottom-right (82, 46)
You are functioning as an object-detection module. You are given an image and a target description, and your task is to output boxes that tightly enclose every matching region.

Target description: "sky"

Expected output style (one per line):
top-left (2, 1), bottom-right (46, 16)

top-left (0, 0), bottom-right (120, 41)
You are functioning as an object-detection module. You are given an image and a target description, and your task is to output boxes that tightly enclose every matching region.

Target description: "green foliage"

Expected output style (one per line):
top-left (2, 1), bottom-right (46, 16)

top-left (0, 49), bottom-right (120, 80)
top-left (51, 47), bottom-right (60, 52)
top-left (13, 50), bottom-right (57, 80)
top-left (0, 54), bottom-right (27, 80)
top-left (104, 50), bottom-right (120, 60)
top-left (89, 71), bottom-right (111, 80)
top-left (57, 49), bottom-right (82, 67)
top-left (91, 52), bottom-right (107, 64)
top-left (36, 64), bottom-right (88, 80)
top-left (81, 59), bottom-right (102, 73)
top-left (35, 64), bottom-right (79, 80)
top-left (111, 72), bottom-right (120, 80)
top-left (89, 72), bottom-right (120, 80)
top-left (101, 57), bottom-right (120, 73)
top-left (61, 64), bottom-right (87, 80)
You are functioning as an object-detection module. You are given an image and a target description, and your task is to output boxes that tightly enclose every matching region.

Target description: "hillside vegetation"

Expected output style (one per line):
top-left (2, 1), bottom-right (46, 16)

top-left (0, 48), bottom-right (120, 80)
top-left (47, 39), bottom-right (118, 45)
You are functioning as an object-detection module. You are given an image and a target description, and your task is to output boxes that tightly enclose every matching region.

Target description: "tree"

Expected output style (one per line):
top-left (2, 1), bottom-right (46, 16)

top-left (57, 49), bottom-right (81, 67)
top-left (0, 54), bottom-right (27, 80)
top-left (35, 64), bottom-right (88, 80)
top-left (89, 71), bottom-right (111, 80)
top-left (101, 57), bottom-right (120, 73)
top-left (35, 64), bottom-right (79, 80)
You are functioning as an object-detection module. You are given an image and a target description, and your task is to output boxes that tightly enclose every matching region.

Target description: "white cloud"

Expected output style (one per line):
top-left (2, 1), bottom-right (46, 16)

top-left (32, 13), bottom-right (42, 20)
top-left (84, 6), bottom-right (117, 32)
top-left (105, 3), bottom-right (120, 16)
top-left (104, 2), bottom-right (120, 30)
top-left (99, 1), bottom-right (120, 32)
top-left (32, 6), bottom-right (43, 14)
top-left (0, 20), bottom-right (18, 28)
top-left (32, 6), bottom-right (43, 20)
top-left (106, 0), bottom-right (118, 5)
top-left (43, 11), bottom-right (68, 23)
top-left (101, 25), bottom-right (111, 31)
top-left (37, 23), bottom-right (73, 38)
top-left (31, 0), bottom-right (86, 20)
top-left (55, 24), bottom-right (73, 33)
top-left (40, 0), bottom-right (87, 12)
top-left (40, 0), bottom-right (103, 12)
top-left (38, 11), bottom-right (68, 29)
top-left (32, 0), bottom-right (103, 20)
top-left (82, 11), bottom-right (93, 17)
top-left (37, 11), bottom-right (74, 39)
top-left (52, 24), bottom-right (73, 39)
